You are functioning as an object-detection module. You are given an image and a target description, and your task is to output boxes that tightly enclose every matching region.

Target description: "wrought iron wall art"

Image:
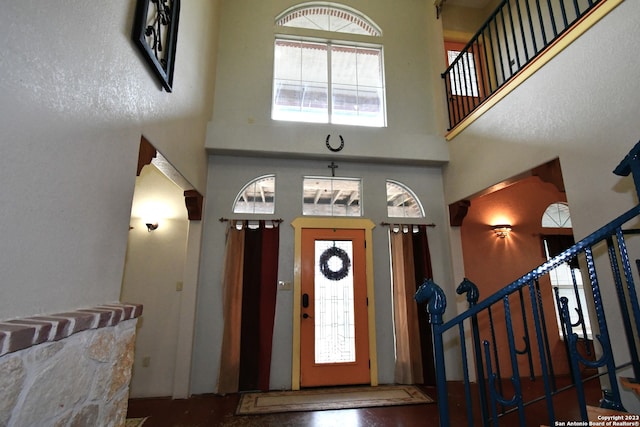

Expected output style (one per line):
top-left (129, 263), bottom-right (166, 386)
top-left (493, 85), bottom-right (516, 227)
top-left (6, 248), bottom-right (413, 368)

top-left (132, 0), bottom-right (180, 92)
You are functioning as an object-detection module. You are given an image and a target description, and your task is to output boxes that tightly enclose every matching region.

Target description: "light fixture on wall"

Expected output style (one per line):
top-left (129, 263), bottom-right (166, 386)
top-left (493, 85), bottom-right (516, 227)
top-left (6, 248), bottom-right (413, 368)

top-left (146, 222), bottom-right (159, 232)
top-left (492, 224), bottom-right (512, 238)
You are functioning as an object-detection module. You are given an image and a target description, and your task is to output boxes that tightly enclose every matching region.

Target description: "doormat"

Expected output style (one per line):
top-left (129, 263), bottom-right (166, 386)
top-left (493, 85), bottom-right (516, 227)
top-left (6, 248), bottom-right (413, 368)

top-left (236, 385), bottom-right (434, 415)
top-left (125, 417), bottom-right (147, 427)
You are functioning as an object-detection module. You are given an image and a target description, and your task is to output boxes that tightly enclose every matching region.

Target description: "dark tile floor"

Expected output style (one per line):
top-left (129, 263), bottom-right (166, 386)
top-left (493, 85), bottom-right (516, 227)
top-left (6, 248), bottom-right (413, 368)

top-left (127, 379), bottom-right (602, 427)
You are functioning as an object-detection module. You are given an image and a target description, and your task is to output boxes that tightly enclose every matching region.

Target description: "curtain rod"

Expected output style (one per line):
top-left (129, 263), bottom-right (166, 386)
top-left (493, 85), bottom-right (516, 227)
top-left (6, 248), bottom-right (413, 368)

top-left (380, 221), bottom-right (436, 227)
top-left (219, 218), bottom-right (432, 227)
top-left (219, 217), bottom-right (284, 223)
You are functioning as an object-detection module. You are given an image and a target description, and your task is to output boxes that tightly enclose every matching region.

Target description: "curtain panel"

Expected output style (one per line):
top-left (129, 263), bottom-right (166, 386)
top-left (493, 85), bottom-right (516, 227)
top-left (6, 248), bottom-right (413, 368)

top-left (389, 224), bottom-right (435, 385)
top-left (218, 220), bottom-right (280, 394)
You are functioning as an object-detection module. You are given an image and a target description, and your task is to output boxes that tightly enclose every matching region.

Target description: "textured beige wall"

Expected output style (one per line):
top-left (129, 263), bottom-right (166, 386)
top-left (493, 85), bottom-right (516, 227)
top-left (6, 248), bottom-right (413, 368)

top-left (122, 167), bottom-right (189, 398)
top-left (0, 1), bottom-right (218, 320)
top-left (205, 0), bottom-right (449, 164)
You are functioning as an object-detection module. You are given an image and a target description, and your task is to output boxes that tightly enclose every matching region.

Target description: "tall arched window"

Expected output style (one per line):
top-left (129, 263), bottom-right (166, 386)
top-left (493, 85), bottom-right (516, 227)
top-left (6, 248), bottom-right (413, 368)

top-left (232, 175), bottom-right (276, 214)
top-left (386, 180), bottom-right (425, 218)
top-left (272, 3), bottom-right (386, 127)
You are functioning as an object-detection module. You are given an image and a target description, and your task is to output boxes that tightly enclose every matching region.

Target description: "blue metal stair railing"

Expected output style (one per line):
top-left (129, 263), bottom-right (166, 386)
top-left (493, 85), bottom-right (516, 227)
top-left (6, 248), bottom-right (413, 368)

top-left (417, 142), bottom-right (640, 426)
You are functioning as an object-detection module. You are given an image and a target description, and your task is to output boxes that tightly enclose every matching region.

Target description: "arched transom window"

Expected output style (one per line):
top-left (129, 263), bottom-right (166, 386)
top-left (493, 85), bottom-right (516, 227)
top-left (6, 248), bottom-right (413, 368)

top-left (542, 202), bottom-right (572, 228)
top-left (275, 3), bottom-right (382, 36)
top-left (386, 180), bottom-right (425, 218)
top-left (233, 175), bottom-right (276, 214)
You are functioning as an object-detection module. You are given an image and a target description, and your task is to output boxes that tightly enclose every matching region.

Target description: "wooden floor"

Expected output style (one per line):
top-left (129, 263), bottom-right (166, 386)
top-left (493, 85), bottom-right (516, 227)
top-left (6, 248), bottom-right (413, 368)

top-left (127, 379), bottom-right (602, 427)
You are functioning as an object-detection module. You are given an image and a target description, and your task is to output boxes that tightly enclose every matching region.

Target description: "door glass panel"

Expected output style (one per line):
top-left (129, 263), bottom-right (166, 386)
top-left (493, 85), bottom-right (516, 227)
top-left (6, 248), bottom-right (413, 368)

top-left (314, 239), bottom-right (356, 364)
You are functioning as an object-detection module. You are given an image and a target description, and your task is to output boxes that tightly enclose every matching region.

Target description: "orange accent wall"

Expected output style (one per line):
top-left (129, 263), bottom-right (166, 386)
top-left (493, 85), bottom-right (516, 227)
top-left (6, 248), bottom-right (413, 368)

top-left (460, 176), bottom-right (573, 377)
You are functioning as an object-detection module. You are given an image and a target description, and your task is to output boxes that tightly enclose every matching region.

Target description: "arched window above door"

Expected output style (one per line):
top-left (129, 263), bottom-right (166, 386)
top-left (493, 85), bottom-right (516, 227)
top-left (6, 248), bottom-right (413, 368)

top-left (275, 3), bottom-right (382, 36)
top-left (233, 174), bottom-right (276, 214)
top-left (542, 202), bottom-right (572, 228)
top-left (386, 180), bottom-right (425, 218)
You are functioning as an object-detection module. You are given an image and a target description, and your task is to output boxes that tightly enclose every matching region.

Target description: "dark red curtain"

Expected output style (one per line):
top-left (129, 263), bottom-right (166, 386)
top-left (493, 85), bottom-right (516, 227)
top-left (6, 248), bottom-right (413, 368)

top-left (542, 234), bottom-right (577, 268)
top-left (238, 221), bottom-right (280, 391)
top-left (411, 225), bottom-right (436, 386)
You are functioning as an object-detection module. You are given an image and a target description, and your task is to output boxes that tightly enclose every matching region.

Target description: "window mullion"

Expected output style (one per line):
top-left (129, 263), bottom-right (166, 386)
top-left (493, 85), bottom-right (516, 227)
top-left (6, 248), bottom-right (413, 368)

top-left (327, 42), bottom-right (333, 123)
top-left (299, 42), bottom-right (304, 113)
top-left (354, 48), bottom-right (360, 120)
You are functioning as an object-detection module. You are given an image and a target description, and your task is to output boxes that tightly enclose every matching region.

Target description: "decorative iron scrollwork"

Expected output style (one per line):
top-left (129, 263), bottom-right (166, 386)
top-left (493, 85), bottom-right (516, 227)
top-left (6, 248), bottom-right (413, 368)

top-left (145, 1), bottom-right (171, 67)
top-left (132, 0), bottom-right (181, 92)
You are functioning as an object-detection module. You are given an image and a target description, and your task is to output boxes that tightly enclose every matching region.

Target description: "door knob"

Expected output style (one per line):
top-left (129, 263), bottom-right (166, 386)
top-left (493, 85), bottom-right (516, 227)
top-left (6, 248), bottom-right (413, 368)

top-left (303, 313), bottom-right (310, 319)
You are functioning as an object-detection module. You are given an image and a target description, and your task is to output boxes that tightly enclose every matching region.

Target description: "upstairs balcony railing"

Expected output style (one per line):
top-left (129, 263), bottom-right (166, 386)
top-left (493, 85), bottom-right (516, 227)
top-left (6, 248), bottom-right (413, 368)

top-left (443, 0), bottom-right (604, 130)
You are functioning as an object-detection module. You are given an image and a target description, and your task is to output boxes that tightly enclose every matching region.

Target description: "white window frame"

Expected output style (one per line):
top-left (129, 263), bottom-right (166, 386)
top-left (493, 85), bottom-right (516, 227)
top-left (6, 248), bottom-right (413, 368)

top-left (272, 38), bottom-right (386, 127)
top-left (232, 174), bottom-right (276, 215)
top-left (385, 179), bottom-right (425, 218)
top-left (302, 176), bottom-right (362, 217)
top-left (542, 202), bottom-right (572, 228)
top-left (273, 3), bottom-right (386, 128)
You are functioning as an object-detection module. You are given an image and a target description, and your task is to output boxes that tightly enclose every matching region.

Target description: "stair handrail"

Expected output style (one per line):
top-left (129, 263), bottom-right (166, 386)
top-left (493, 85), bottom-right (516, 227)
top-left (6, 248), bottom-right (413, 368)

top-left (439, 205), bottom-right (640, 330)
top-left (418, 141), bottom-right (640, 425)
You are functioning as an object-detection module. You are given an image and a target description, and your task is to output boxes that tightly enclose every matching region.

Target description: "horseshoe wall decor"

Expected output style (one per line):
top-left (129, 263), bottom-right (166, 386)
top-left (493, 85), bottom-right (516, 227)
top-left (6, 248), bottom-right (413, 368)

top-left (325, 134), bottom-right (344, 152)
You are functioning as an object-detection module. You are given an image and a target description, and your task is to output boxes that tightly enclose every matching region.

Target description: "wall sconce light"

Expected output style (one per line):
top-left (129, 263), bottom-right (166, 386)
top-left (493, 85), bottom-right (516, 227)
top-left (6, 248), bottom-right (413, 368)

top-left (492, 224), bottom-right (512, 238)
top-left (145, 223), bottom-right (159, 232)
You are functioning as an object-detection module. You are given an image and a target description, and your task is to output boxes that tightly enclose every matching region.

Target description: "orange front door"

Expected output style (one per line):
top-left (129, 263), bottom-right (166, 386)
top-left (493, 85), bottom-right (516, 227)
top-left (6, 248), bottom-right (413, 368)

top-left (300, 228), bottom-right (370, 387)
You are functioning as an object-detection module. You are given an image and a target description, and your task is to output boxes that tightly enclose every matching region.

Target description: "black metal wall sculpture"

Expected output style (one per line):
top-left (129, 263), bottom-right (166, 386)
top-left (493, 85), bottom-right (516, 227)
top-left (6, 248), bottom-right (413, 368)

top-left (132, 0), bottom-right (180, 92)
top-left (326, 134), bottom-right (344, 152)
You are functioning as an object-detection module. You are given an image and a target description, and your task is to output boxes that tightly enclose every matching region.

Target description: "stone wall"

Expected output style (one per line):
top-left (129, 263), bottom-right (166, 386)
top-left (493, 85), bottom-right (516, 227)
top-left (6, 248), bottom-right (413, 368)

top-left (0, 303), bottom-right (142, 427)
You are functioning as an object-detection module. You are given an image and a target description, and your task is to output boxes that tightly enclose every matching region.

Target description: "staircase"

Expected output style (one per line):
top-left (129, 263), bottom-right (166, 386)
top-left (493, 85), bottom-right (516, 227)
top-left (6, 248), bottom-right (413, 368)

top-left (417, 142), bottom-right (640, 426)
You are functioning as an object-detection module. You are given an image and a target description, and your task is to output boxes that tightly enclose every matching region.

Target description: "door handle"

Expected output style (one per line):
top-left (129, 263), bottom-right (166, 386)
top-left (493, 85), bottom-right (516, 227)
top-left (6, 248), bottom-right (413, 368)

top-left (302, 313), bottom-right (310, 319)
top-left (302, 293), bottom-right (309, 308)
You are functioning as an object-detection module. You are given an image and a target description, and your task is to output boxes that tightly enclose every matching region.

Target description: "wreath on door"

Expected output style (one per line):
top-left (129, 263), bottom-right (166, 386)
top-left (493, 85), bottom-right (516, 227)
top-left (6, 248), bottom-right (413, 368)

top-left (319, 246), bottom-right (351, 281)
